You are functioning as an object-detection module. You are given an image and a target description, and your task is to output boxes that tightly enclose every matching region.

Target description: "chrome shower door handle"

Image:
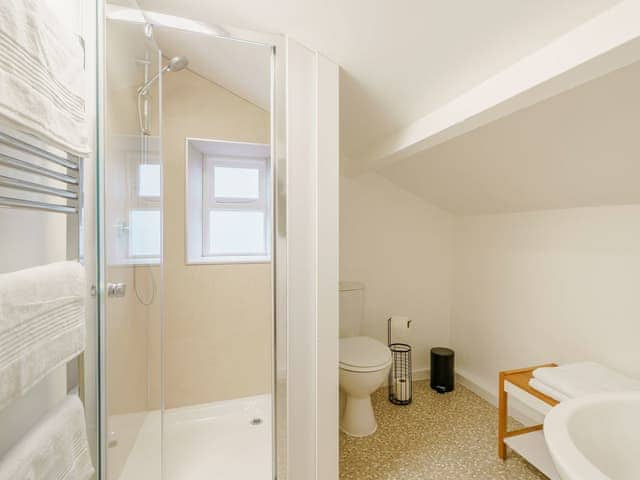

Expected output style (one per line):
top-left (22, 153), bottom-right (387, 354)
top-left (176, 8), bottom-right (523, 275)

top-left (107, 283), bottom-right (126, 298)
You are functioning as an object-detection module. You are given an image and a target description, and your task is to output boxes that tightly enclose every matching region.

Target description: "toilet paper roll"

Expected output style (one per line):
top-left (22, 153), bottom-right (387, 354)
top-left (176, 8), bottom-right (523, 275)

top-left (395, 378), bottom-right (410, 402)
top-left (389, 315), bottom-right (411, 343)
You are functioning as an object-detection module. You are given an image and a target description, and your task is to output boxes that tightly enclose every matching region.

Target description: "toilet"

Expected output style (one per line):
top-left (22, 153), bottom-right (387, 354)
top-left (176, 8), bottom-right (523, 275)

top-left (339, 282), bottom-right (392, 437)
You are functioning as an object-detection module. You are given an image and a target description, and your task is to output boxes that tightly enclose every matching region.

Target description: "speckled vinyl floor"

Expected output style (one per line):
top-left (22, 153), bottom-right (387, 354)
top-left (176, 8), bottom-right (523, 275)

top-left (340, 381), bottom-right (548, 480)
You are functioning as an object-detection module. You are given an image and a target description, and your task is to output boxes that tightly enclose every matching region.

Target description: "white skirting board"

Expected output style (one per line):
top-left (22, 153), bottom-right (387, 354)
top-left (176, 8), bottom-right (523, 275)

top-left (415, 368), bottom-right (542, 426)
top-left (456, 369), bottom-right (544, 425)
top-left (413, 367), bottom-right (429, 382)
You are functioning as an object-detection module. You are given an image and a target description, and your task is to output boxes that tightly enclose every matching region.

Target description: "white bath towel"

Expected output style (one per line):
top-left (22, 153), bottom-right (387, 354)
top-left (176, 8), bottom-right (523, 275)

top-left (0, 0), bottom-right (89, 156)
top-left (532, 362), bottom-right (640, 399)
top-left (0, 261), bottom-right (86, 411)
top-left (528, 378), bottom-right (570, 403)
top-left (0, 395), bottom-right (94, 480)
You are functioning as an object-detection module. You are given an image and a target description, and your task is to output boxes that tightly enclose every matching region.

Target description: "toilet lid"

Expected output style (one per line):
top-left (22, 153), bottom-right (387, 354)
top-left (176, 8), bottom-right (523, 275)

top-left (339, 336), bottom-right (391, 369)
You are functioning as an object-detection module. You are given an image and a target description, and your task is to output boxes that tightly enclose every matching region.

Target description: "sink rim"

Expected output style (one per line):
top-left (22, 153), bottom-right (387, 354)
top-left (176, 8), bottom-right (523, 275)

top-left (543, 392), bottom-right (640, 480)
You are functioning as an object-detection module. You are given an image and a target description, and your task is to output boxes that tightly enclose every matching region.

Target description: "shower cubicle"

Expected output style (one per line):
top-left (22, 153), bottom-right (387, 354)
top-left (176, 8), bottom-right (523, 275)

top-left (99, 2), bottom-right (339, 479)
top-left (100, 2), bottom-right (280, 479)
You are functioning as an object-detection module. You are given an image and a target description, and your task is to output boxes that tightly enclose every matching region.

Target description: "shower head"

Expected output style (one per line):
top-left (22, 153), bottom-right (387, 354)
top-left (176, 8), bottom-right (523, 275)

top-left (137, 55), bottom-right (189, 135)
top-left (137, 55), bottom-right (189, 96)
top-left (166, 55), bottom-right (188, 72)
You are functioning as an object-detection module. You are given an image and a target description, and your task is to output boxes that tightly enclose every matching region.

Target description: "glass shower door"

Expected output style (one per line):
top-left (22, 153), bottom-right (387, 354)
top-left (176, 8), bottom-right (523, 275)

top-left (101, 6), bottom-right (279, 479)
top-left (149, 25), bottom-right (276, 480)
top-left (101, 4), bottom-right (163, 479)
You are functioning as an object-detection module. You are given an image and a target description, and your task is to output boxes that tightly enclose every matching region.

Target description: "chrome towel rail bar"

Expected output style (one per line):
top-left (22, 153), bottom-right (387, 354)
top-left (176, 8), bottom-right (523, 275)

top-left (0, 154), bottom-right (79, 185)
top-left (0, 174), bottom-right (78, 200)
top-left (0, 196), bottom-right (77, 214)
top-left (0, 128), bottom-right (82, 214)
top-left (0, 131), bottom-right (79, 170)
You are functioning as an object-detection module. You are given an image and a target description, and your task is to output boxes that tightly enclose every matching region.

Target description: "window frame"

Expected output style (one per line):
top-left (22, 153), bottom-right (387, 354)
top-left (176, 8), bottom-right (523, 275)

top-left (128, 208), bottom-right (162, 260)
top-left (202, 155), bottom-right (271, 260)
top-left (184, 138), bottom-right (272, 265)
top-left (127, 154), bottom-right (162, 263)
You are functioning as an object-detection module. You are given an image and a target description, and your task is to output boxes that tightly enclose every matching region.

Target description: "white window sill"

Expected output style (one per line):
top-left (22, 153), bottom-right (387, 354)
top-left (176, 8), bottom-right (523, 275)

top-left (186, 255), bottom-right (271, 265)
top-left (109, 258), bottom-right (161, 267)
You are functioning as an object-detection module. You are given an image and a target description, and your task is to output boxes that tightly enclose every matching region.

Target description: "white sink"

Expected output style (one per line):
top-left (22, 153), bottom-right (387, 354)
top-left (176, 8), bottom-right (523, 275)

top-left (544, 393), bottom-right (640, 480)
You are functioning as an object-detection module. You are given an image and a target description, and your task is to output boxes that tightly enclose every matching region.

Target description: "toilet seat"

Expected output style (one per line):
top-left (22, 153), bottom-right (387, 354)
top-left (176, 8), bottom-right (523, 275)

top-left (339, 336), bottom-right (392, 372)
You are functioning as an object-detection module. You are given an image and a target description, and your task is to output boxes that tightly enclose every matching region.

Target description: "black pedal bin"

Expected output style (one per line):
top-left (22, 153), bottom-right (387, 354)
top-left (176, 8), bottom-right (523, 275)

top-left (430, 347), bottom-right (454, 393)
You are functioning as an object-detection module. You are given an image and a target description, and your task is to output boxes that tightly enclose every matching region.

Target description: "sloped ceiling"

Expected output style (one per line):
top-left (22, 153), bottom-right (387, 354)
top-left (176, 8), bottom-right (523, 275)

top-left (130, 0), bottom-right (639, 216)
top-left (380, 60), bottom-right (640, 215)
top-left (152, 27), bottom-right (271, 111)
top-left (137, 0), bottom-right (622, 159)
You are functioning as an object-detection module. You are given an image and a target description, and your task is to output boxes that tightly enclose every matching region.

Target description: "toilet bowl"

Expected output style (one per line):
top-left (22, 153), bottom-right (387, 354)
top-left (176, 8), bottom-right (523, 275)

top-left (339, 336), bottom-right (392, 437)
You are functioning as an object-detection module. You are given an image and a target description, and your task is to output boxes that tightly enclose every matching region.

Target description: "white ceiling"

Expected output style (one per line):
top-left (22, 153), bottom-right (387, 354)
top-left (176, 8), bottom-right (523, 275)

top-left (380, 60), bottom-right (640, 215)
top-left (131, 0), bottom-right (639, 216)
top-left (138, 0), bottom-right (622, 158)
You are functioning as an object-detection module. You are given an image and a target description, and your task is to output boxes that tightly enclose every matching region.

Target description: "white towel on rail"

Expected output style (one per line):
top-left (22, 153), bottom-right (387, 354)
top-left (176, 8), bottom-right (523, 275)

top-left (0, 261), bottom-right (86, 412)
top-left (528, 378), bottom-right (570, 403)
top-left (0, 0), bottom-right (89, 156)
top-left (532, 361), bottom-right (640, 399)
top-left (0, 394), bottom-right (94, 480)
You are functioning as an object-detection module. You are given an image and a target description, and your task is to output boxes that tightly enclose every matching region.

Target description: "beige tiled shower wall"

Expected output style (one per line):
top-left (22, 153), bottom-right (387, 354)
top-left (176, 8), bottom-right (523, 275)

top-left (105, 19), bottom-right (162, 418)
top-left (104, 19), bottom-right (155, 480)
top-left (150, 66), bottom-right (273, 410)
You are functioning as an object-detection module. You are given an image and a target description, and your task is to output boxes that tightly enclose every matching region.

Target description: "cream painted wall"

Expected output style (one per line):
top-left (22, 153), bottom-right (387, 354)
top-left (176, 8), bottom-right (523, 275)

top-left (340, 172), bottom-right (454, 376)
top-left (340, 170), bottom-right (640, 398)
top-left (452, 205), bottom-right (640, 395)
top-left (161, 67), bottom-right (272, 409)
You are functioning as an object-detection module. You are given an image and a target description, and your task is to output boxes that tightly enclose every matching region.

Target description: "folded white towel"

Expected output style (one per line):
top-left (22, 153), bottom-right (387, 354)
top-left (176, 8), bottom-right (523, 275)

top-left (529, 378), bottom-right (570, 403)
top-left (0, 261), bottom-right (86, 411)
top-left (0, 0), bottom-right (89, 156)
top-left (0, 395), bottom-right (94, 480)
top-left (533, 362), bottom-right (640, 399)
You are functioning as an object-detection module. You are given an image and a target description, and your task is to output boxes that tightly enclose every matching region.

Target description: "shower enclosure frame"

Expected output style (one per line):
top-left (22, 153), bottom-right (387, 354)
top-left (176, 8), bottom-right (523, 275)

top-left (96, 3), bottom-right (288, 478)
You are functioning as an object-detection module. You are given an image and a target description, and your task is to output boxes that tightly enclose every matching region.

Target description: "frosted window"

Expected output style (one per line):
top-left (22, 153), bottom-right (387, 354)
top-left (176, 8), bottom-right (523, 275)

top-left (209, 210), bottom-right (265, 255)
top-left (214, 166), bottom-right (260, 200)
top-left (129, 210), bottom-right (161, 257)
top-left (138, 164), bottom-right (161, 197)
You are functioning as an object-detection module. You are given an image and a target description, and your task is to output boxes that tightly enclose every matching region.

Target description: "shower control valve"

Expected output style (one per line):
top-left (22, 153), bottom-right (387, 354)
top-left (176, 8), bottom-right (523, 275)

top-left (107, 283), bottom-right (127, 298)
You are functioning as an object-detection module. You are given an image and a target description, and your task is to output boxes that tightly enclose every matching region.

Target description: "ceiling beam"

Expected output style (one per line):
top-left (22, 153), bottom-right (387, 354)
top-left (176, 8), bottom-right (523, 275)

top-left (351, 0), bottom-right (640, 176)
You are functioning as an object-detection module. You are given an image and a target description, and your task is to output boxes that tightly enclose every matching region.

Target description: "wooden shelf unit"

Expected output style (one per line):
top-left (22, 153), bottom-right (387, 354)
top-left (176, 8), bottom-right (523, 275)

top-left (498, 364), bottom-right (560, 480)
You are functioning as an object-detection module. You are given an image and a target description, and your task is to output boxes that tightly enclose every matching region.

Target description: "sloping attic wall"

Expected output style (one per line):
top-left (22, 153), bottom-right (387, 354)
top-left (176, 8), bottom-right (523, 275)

top-left (340, 173), bottom-right (454, 378)
top-left (139, 0), bottom-right (624, 161)
top-left (379, 59), bottom-right (640, 215)
top-left (452, 205), bottom-right (640, 403)
top-left (341, 175), bottom-right (640, 394)
top-left (341, 60), bottom-right (640, 401)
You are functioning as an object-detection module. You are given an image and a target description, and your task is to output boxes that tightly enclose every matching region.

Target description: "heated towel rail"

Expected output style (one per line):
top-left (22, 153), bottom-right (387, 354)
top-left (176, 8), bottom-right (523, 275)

top-left (0, 124), bottom-right (85, 402)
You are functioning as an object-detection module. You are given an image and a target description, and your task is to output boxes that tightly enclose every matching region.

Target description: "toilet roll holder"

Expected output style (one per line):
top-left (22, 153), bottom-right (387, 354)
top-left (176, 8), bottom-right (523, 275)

top-left (388, 317), bottom-right (412, 405)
